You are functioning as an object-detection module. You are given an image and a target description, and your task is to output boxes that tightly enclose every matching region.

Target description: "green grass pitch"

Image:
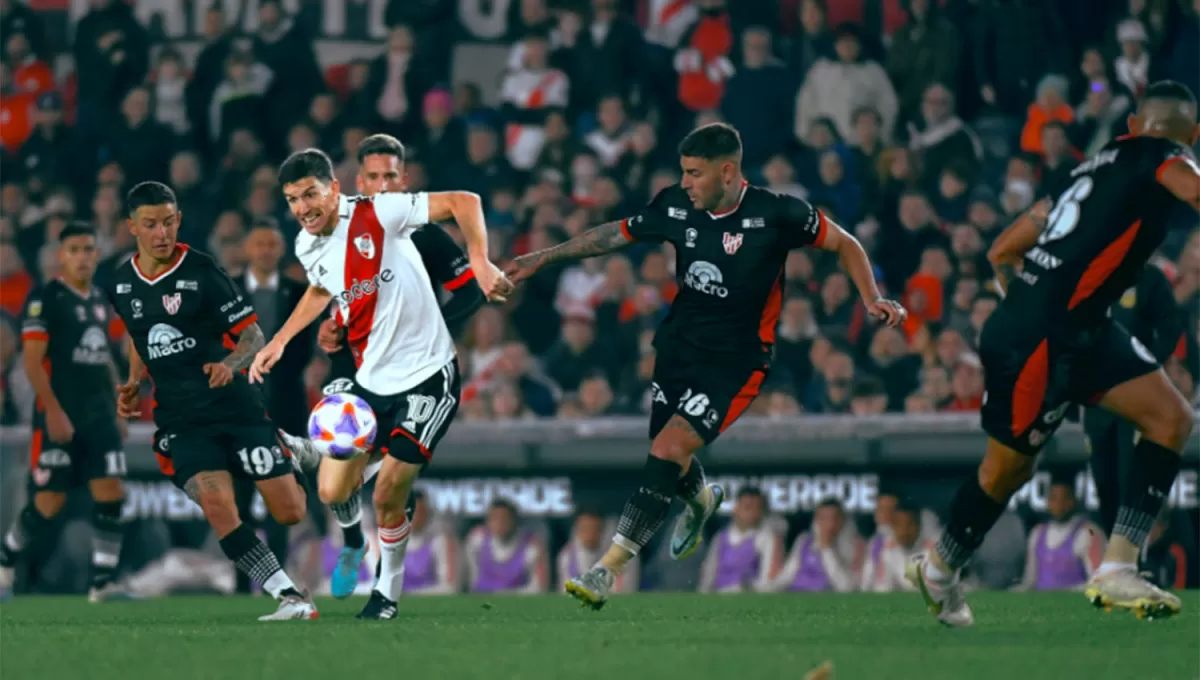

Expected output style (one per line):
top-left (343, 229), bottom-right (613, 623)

top-left (2, 592), bottom-right (1197, 680)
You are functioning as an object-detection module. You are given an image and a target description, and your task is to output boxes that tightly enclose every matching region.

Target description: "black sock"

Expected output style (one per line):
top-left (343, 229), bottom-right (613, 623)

top-left (615, 455), bottom-right (682, 553)
top-left (933, 477), bottom-right (1008, 572)
top-left (342, 522), bottom-right (365, 550)
top-left (330, 493), bottom-right (365, 550)
top-left (0, 505), bottom-right (53, 568)
top-left (90, 500), bottom-right (124, 589)
top-left (1114, 438), bottom-right (1180, 550)
top-left (675, 458), bottom-right (706, 505)
top-left (218, 523), bottom-right (298, 599)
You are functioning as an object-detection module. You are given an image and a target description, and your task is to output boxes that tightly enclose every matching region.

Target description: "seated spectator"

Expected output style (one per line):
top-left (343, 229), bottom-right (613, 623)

top-left (861, 500), bottom-right (934, 592)
top-left (859, 490), bottom-right (898, 590)
top-left (557, 509), bottom-right (638, 594)
top-left (1014, 479), bottom-right (1103, 591)
top-left (907, 83), bottom-right (980, 188)
top-left (404, 491), bottom-right (461, 595)
top-left (849, 375), bottom-right (889, 415)
top-left (584, 95), bottom-right (631, 168)
top-left (772, 499), bottom-right (858, 592)
top-left (1070, 77), bottom-right (1131, 157)
top-left (465, 499), bottom-right (548, 594)
top-left (699, 488), bottom-right (783, 593)
top-left (945, 351), bottom-right (984, 411)
top-left (502, 29), bottom-right (568, 171)
top-left (1114, 19), bottom-right (1151, 98)
top-left (795, 23), bottom-right (897, 146)
top-left (1020, 74), bottom-right (1073, 155)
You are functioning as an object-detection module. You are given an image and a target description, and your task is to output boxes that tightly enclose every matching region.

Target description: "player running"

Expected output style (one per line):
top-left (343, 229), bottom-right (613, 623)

top-left (0, 223), bottom-right (128, 602)
top-left (504, 123), bottom-right (907, 609)
top-left (109, 181), bottom-right (317, 621)
top-left (275, 134), bottom-right (485, 599)
top-left (907, 81), bottom-right (1200, 626)
top-left (250, 148), bottom-right (509, 619)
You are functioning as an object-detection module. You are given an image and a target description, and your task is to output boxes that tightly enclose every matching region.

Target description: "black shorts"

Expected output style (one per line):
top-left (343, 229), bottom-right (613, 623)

top-left (649, 353), bottom-right (768, 444)
top-left (979, 309), bottom-right (1159, 456)
top-left (325, 359), bottom-right (461, 465)
top-left (151, 422), bottom-right (293, 489)
top-left (29, 411), bottom-right (124, 492)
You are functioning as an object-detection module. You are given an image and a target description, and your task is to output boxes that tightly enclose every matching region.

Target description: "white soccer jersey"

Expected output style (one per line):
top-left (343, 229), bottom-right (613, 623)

top-left (295, 193), bottom-right (455, 396)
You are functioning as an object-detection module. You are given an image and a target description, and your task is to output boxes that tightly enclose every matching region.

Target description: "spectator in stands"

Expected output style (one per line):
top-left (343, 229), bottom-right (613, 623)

top-left (945, 351), bottom-right (984, 411)
top-left (403, 491), bottom-right (461, 595)
top-left (72, 0), bottom-right (150, 130)
top-left (415, 88), bottom-right (466, 183)
top-left (543, 309), bottom-right (613, 392)
top-left (806, 348), bottom-right (855, 414)
top-left (1039, 121), bottom-right (1077, 191)
top-left (486, 341), bottom-right (558, 417)
top-left (887, 0), bottom-right (960, 123)
top-left (918, 364), bottom-right (952, 409)
top-left (699, 487), bottom-right (783, 593)
top-left (849, 376), bottom-right (889, 415)
top-left (880, 189), bottom-right (949, 293)
top-left (450, 125), bottom-right (514, 200)
top-left (253, 0), bottom-right (323, 145)
top-left (674, 0), bottom-right (735, 114)
top-left (106, 86), bottom-right (174, 187)
top-left (1070, 77), bottom-right (1132, 157)
top-left (502, 29), bottom-right (569, 171)
top-left (367, 24), bottom-right (424, 139)
top-left (577, 372), bottom-right (616, 416)
top-left (152, 48), bottom-right (189, 137)
top-left (168, 151), bottom-right (214, 247)
top-left (209, 51), bottom-right (271, 147)
top-left (465, 499), bottom-right (548, 594)
top-left (6, 30), bottom-right (53, 98)
top-left (19, 93), bottom-right (81, 195)
top-left (907, 83), bottom-right (981, 189)
top-left (865, 325), bottom-right (920, 409)
top-left (723, 26), bottom-right (790, 168)
top-left (860, 489), bottom-right (897, 590)
top-left (585, 95), bottom-right (632, 168)
top-left (973, 0), bottom-right (1067, 116)
top-left (0, 0), bottom-right (49, 62)
top-left (774, 499), bottom-right (858, 592)
top-left (1114, 19), bottom-right (1152, 98)
top-left (796, 23), bottom-right (897, 146)
top-left (562, 0), bottom-right (645, 116)
top-left (783, 0), bottom-right (834, 88)
top-left (1021, 74), bottom-right (1074, 154)
top-left (186, 5), bottom-right (234, 151)
top-left (558, 508), bottom-right (638, 594)
top-left (0, 62), bottom-right (35, 155)
top-left (861, 500), bottom-right (932, 592)
top-left (1014, 479), bottom-right (1104, 591)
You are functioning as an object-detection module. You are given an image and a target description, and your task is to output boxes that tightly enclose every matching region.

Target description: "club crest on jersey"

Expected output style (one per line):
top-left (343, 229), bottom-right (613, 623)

top-left (93, 304), bottom-right (106, 321)
top-left (685, 228), bottom-right (698, 248)
top-left (162, 293), bottom-right (182, 315)
top-left (131, 299), bottom-right (143, 319)
top-left (723, 232), bottom-right (744, 255)
top-left (354, 233), bottom-right (376, 259)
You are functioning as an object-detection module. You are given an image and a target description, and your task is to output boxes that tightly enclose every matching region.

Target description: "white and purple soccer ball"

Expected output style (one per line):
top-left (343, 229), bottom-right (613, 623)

top-left (307, 393), bottom-right (377, 460)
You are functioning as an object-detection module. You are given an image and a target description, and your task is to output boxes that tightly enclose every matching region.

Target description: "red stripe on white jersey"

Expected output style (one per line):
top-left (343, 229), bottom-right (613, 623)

top-left (344, 202), bottom-right (386, 369)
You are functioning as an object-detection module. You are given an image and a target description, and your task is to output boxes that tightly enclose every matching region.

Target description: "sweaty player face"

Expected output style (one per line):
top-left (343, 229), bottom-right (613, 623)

top-left (58, 234), bottom-right (98, 284)
top-left (356, 154), bottom-right (406, 196)
top-left (282, 176), bottom-right (342, 235)
top-left (128, 204), bottom-right (180, 261)
top-left (679, 155), bottom-right (736, 211)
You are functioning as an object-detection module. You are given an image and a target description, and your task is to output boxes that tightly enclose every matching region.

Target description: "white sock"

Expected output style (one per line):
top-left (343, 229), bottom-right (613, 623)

top-left (924, 558), bottom-right (953, 584)
top-left (376, 520), bottom-right (411, 601)
top-left (263, 570), bottom-right (297, 599)
top-left (1095, 561), bottom-right (1136, 579)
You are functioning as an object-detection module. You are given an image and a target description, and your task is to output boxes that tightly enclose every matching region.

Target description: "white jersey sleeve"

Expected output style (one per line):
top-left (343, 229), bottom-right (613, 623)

top-left (374, 192), bottom-right (430, 237)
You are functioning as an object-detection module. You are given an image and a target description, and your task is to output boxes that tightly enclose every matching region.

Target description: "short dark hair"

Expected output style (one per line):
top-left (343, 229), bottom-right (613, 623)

top-left (125, 181), bottom-right (176, 217)
top-left (736, 486), bottom-right (764, 501)
top-left (59, 221), bottom-right (96, 242)
top-left (278, 148), bottom-right (335, 186)
top-left (1143, 80), bottom-right (1197, 108)
top-left (678, 123), bottom-right (742, 160)
top-left (893, 498), bottom-right (921, 518)
top-left (489, 498), bottom-right (518, 516)
top-left (356, 133), bottom-right (406, 165)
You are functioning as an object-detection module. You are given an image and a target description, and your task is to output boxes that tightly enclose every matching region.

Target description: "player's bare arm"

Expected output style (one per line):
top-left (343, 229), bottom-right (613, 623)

top-left (117, 336), bottom-right (146, 418)
top-left (426, 191), bottom-right (512, 301)
top-left (204, 322), bottom-right (265, 388)
top-left (22, 335), bottom-right (73, 442)
top-left (1157, 155), bottom-right (1200, 211)
top-left (250, 285), bottom-right (333, 383)
top-left (818, 218), bottom-right (907, 327)
top-left (505, 220), bottom-right (630, 284)
top-left (987, 198), bottom-right (1052, 294)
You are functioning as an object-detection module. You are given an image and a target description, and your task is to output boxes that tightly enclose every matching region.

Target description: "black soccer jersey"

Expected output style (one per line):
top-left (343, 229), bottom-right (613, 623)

top-left (20, 279), bottom-right (116, 421)
top-left (621, 182), bottom-right (828, 359)
top-left (104, 245), bottom-right (265, 429)
top-left (327, 223), bottom-right (483, 380)
top-left (1007, 134), bottom-right (1195, 331)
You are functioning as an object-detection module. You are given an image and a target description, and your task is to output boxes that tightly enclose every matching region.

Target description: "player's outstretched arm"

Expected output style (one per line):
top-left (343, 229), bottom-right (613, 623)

top-left (505, 220), bottom-right (630, 284)
top-left (817, 218), bottom-right (907, 327)
top-left (987, 198), bottom-right (1052, 295)
top-left (250, 286), bottom-right (332, 383)
top-left (426, 192), bottom-right (512, 301)
top-left (1157, 155), bottom-right (1200, 211)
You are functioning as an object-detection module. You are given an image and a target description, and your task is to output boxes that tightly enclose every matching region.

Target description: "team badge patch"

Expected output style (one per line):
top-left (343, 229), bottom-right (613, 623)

top-left (93, 304), bottom-right (107, 321)
top-left (162, 293), bottom-right (182, 315)
top-left (354, 234), bottom-right (376, 259)
top-left (722, 232), bottom-right (743, 255)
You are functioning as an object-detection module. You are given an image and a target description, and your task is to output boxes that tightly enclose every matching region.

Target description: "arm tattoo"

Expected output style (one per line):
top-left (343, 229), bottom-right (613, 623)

top-left (526, 221), bottom-right (629, 269)
top-left (222, 322), bottom-right (265, 372)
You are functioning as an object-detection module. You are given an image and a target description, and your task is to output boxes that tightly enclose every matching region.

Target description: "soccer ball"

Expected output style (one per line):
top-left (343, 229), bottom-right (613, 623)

top-left (307, 393), bottom-right (377, 460)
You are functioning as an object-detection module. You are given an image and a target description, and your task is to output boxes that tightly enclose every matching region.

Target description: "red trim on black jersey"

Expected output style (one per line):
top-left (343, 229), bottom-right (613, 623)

top-left (812, 210), bottom-right (829, 248)
top-left (1011, 340), bottom-right (1050, 436)
top-left (1156, 155), bottom-right (1192, 183)
top-left (758, 276), bottom-right (783, 345)
top-left (391, 427), bottom-right (432, 460)
top-left (619, 217), bottom-right (635, 241)
top-left (707, 181), bottom-right (749, 219)
top-left (228, 313), bottom-right (259, 336)
top-left (444, 269), bottom-right (476, 291)
top-left (344, 202), bottom-right (386, 369)
top-left (1067, 220), bottom-right (1142, 311)
top-left (132, 244), bottom-right (191, 284)
top-left (719, 370), bottom-right (766, 432)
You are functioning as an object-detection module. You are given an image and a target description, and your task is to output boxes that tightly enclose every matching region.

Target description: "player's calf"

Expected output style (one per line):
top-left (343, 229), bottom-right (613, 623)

top-left (256, 474), bottom-right (308, 526)
top-left (86, 478), bottom-right (126, 600)
top-left (358, 457), bottom-right (420, 617)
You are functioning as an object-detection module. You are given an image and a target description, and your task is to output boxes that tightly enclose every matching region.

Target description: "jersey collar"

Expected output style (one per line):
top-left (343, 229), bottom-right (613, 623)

top-left (56, 276), bottom-right (94, 300)
top-left (707, 180), bottom-right (749, 219)
top-left (133, 244), bottom-right (190, 285)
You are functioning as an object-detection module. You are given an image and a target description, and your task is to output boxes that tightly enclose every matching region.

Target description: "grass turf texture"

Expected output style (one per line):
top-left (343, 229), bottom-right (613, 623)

top-left (2, 592), bottom-right (1197, 680)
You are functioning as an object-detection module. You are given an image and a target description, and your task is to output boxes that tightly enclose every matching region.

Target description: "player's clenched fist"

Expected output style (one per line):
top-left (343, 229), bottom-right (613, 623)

top-left (203, 362), bottom-right (234, 388)
top-left (116, 380), bottom-right (141, 418)
top-left (249, 339), bottom-right (286, 384)
top-left (473, 258), bottom-right (514, 302)
top-left (866, 298), bottom-right (907, 327)
top-left (318, 317), bottom-right (344, 353)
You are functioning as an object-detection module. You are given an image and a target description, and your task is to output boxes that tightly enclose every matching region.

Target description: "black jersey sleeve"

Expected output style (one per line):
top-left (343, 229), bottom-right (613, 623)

top-left (1137, 264), bottom-right (1185, 362)
top-left (200, 259), bottom-right (258, 335)
top-left (411, 224), bottom-right (485, 324)
top-left (1137, 136), bottom-right (1195, 182)
top-left (776, 194), bottom-right (829, 249)
top-left (20, 288), bottom-right (50, 342)
top-left (620, 188), bottom-right (677, 243)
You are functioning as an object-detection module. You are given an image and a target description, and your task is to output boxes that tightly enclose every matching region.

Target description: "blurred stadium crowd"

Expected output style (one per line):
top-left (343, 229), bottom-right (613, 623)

top-left (2, 0), bottom-right (1199, 425)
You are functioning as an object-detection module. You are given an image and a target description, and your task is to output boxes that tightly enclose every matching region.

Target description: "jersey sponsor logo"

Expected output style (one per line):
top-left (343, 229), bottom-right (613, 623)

top-left (684, 261), bottom-right (729, 298)
top-left (93, 304), bottom-right (107, 321)
top-left (38, 448), bottom-right (71, 468)
top-left (650, 382), bottom-right (668, 405)
top-left (27, 300), bottom-right (41, 317)
top-left (73, 326), bottom-right (111, 365)
top-left (323, 378), bottom-right (355, 395)
top-left (804, 209), bottom-right (820, 235)
top-left (131, 299), bottom-right (144, 319)
top-left (162, 293), bottom-right (182, 315)
top-left (1042, 401), bottom-right (1070, 425)
top-left (354, 233), bottom-right (377, 260)
top-left (1070, 148), bottom-right (1119, 177)
top-left (684, 227), bottom-right (698, 248)
top-left (742, 217), bottom-right (765, 229)
top-left (147, 323), bottom-right (197, 359)
top-left (115, 283), bottom-right (132, 294)
top-left (722, 232), bottom-right (744, 255)
top-left (339, 268), bottom-right (396, 305)
top-left (668, 207), bottom-right (688, 220)
top-left (176, 279), bottom-right (198, 291)
top-left (1024, 247), bottom-right (1062, 269)
top-left (220, 296), bottom-right (244, 313)
top-left (227, 305), bottom-right (253, 325)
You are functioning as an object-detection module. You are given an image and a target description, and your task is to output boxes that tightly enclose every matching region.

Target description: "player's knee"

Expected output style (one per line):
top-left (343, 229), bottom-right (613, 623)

top-left (273, 497), bottom-right (307, 526)
top-left (977, 445), bottom-right (1036, 499)
top-left (33, 491), bottom-right (67, 519)
top-left (317, 475), bottom-right (355, 505)
top-left (1158, 401), bottom-right (1194, 449)
top-left (648, 436), bottom-right (696, 465)
top-left (89, 477), bottom-right (125, 503)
